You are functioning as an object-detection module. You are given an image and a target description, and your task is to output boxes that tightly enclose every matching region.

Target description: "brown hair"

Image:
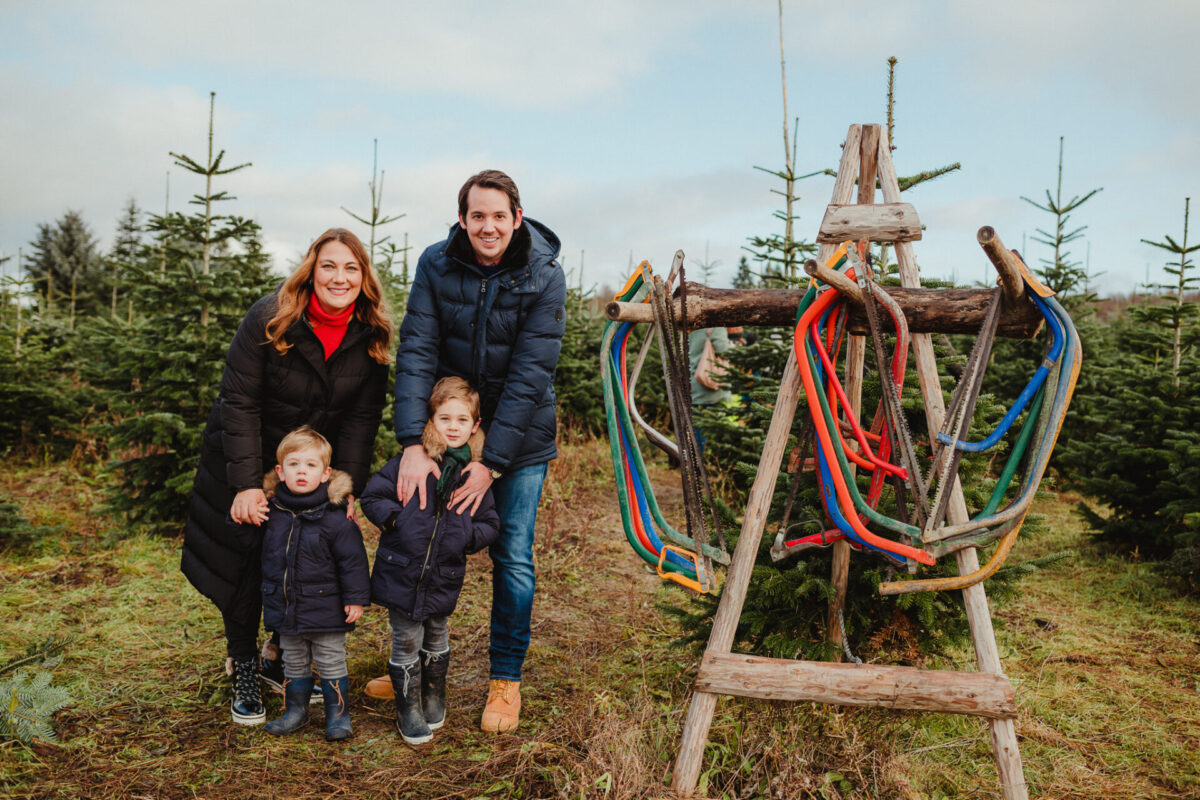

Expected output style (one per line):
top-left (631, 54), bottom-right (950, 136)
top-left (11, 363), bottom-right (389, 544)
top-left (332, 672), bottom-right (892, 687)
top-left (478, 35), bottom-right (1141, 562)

top-left (263, 228), bottom-right (393, 364)
top-left (420, 377), bottom-right (484, 461)
top-left (275, 425), bottom-right (332, 468)
top-left (457, 170), bottom-right (521, 219)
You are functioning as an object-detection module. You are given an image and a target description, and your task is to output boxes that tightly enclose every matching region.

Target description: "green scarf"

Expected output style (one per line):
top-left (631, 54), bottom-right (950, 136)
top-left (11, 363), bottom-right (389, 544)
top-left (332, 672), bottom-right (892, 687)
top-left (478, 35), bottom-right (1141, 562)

top-left (435, 444), bottom-right (473, 504)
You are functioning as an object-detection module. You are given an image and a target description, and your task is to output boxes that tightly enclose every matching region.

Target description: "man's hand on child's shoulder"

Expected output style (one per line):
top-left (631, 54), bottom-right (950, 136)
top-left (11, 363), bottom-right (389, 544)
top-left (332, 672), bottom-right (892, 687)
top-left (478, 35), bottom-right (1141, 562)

top-left (449, 462), bottom-right (493, 516)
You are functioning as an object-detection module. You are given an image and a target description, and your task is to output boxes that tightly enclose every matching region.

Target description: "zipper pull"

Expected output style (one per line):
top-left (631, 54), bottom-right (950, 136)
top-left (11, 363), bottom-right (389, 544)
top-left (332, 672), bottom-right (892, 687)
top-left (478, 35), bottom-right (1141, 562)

top-left (480, 278), bottom-right (487, 295)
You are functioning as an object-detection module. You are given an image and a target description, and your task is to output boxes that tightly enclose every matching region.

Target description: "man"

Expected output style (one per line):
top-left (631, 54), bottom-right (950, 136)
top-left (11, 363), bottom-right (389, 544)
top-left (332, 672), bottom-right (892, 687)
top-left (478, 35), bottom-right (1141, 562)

top-left (364, 170), bottom-right (565, 734)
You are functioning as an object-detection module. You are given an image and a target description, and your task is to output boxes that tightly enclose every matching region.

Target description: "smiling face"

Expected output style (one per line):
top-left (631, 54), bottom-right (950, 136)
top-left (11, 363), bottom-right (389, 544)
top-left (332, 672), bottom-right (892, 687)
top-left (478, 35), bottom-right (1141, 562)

top-left (459, 185), bottom-right (523, 266)
top-left (275, 445), bottom-right (332, 494)
top-left (311, 240), bottom-right (363, 314)
top-left (432, 397), bottom-right (480, 449)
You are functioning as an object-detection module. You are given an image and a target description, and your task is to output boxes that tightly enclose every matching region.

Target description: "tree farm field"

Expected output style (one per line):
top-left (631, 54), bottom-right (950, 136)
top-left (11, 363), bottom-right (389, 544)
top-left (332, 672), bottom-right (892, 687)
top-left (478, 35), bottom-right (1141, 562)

top-left (0, 436), bottom-right (1197, 800)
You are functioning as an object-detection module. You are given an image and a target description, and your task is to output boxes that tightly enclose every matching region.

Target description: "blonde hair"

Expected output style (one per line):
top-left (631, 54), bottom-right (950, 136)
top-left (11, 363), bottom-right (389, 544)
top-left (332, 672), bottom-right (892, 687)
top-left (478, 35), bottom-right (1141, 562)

top-left (420, 377), bottom-right (484, 461)
top-left (264, 228), bottom-right (393, 364)
top-left (276, 426), bottom-right (332, 468)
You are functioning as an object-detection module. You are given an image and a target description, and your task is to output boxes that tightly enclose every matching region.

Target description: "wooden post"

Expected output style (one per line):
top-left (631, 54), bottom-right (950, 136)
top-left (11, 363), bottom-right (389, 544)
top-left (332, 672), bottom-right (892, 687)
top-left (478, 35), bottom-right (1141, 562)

top-left (828, 123), bottom-right (879, 657)
top-left (876, 131), bottom-right (1029, 800)
top-left (672, 124), bottom-right (863, 797)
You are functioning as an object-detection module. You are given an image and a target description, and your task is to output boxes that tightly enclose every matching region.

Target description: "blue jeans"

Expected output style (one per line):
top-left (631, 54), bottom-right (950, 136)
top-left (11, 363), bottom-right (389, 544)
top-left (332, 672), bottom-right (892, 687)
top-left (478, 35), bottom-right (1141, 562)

top-left (488, 462), bottom-right (548, 682)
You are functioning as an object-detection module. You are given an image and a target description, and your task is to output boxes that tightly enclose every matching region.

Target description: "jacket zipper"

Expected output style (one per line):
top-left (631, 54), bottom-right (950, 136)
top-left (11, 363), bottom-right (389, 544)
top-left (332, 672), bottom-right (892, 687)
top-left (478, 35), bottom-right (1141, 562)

top-left (473, 278), bottom-right (488, 386)
top-left (412, 507), bottom-right (444, 615)
top-left (282, 511), bottom-right (299, 623)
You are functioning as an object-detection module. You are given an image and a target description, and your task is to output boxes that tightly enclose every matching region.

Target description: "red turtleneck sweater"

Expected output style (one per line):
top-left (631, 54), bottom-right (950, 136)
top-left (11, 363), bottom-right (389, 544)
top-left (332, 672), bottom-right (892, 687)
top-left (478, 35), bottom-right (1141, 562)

top-left (307, 294), bottom-right (353, 360)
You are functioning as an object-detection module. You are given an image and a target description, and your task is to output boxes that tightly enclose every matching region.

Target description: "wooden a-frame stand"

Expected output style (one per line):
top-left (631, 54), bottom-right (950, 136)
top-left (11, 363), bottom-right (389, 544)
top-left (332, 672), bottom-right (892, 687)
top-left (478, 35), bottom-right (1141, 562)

top-left (670, 124), bottom-right (1028, 799)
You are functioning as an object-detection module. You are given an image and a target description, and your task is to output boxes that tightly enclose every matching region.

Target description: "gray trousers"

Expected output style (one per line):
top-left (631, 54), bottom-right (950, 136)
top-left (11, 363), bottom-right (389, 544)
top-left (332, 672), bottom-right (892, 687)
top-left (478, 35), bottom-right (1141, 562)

top-left (388, 609), bottom-right (449, 667)
top-left (279, 631), bottom-right (348, 679)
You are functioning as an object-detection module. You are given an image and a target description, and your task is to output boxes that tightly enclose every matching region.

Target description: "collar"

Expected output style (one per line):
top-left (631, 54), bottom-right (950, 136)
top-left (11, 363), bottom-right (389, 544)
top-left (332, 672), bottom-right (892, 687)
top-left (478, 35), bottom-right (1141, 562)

top-left (271, 481), bottom-right (331, 515)
top-left (306, 293), bottom-right (355, 328)
top-left (446, 223), bottom-right (533, 276)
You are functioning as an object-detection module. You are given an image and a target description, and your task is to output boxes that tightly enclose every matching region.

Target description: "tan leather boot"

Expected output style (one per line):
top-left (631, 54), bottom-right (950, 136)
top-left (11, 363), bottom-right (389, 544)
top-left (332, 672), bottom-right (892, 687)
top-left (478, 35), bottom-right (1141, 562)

top-left (364, 673), bottom-right (394, 700)
top-left (480, 679), bottom-right (520, 733)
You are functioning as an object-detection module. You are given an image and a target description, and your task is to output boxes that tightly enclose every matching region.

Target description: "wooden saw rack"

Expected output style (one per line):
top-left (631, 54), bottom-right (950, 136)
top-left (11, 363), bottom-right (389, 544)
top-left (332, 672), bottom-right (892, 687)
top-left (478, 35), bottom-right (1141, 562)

top-left (670, 124), bottom-right (1030, 799)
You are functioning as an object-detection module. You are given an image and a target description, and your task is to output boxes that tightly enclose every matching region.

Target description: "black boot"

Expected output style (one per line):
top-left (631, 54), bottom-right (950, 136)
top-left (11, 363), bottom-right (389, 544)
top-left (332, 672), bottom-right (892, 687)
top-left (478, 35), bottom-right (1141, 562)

top-left (321, 675), bottom-right (353, 741)
top-left (419, 649), bottom-right (449, 730)
top-left (229, 657), bottom-right (266, 726)
top-left (264, 677), bottom-right (313, 735)
top-left (389, 661), bottom-right (432, 745)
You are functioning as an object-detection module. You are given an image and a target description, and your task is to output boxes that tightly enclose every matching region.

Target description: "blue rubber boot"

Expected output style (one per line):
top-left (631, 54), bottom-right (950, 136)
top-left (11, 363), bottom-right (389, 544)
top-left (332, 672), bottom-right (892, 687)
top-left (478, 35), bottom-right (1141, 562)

top-left (321, 675), bottom-right (353, 741)
top-left (264, 677), bottom-right (313, 736)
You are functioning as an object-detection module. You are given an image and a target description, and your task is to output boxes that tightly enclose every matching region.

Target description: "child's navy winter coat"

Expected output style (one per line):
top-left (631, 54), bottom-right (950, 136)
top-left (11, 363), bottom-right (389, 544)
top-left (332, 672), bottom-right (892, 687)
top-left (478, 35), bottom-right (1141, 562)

top-left (260, 470), bottom-right (370, 636)
top-left (360, 456), bottom-right (501, 621)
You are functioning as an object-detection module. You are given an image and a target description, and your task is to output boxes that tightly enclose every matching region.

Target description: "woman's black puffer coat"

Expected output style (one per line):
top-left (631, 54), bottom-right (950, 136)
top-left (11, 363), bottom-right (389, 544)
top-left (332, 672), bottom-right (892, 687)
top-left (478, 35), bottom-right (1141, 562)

top-left (182, 293), bottom-right (387, 623)
top-left (259, 470), bottom-right (371, 635)
top-left (359, 456), bottom-right (501, 621)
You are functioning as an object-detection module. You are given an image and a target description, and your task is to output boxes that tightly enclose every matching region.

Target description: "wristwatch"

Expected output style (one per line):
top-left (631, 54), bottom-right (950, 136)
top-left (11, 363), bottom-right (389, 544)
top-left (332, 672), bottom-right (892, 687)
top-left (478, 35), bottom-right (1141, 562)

top-left (487, 467), bottom-right (503, 481)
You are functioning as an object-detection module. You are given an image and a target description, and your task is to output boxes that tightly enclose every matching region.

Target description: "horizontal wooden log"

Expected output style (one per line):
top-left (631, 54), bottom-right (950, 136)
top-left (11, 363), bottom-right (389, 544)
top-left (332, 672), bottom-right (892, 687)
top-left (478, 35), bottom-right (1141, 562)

top-left (605, 282), bottom-right (1043, 338)
top-left (818, 202), bottom-right (923, 243)
top-left (694, 652), bottom-right (1016, 720)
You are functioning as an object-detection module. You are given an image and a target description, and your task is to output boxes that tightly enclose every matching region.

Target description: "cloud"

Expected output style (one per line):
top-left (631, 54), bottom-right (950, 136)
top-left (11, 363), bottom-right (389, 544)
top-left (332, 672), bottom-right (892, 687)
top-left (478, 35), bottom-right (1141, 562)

top-left (24, 0), bottom-right (731, 109)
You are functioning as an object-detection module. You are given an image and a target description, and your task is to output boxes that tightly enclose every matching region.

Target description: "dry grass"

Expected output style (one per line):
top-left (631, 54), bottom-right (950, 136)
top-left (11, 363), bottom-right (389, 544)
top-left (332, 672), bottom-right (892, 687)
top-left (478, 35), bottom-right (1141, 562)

top-left (0, 444), bottom-right (1197, 799)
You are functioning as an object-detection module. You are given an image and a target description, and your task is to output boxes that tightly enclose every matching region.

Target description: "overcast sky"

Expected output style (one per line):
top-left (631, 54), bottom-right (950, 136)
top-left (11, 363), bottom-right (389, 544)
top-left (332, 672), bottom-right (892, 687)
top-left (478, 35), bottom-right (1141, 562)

top-left (2, 1), bottom-right (1196, 296)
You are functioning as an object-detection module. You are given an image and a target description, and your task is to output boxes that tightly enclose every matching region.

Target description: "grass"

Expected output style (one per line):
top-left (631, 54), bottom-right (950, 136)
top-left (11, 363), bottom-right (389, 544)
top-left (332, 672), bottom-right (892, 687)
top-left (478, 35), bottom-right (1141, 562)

top-left (0, 439), bottom-right (1197, 799)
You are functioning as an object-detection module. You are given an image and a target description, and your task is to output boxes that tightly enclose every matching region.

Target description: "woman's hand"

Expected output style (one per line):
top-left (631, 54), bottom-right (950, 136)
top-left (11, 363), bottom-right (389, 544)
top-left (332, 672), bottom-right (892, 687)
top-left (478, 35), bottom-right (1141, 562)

top-left (230, 488), bottom-right (269, 526)
top-left (449, 462), bottom-right (494, 516)
top-left (396, 444), bottom-right (440, 510)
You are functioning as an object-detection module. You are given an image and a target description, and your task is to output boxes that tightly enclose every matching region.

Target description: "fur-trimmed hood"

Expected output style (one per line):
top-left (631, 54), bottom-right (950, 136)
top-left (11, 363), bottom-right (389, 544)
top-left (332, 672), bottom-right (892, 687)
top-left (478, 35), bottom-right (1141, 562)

top-left (262, 468), bottom-right (354, 504)
top-left (421, 421), bottom-right (484, 462)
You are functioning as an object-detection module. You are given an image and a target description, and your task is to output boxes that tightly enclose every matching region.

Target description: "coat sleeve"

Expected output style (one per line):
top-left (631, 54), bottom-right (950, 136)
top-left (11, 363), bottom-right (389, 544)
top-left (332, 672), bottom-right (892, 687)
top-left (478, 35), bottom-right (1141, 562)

top-left (359, 457), bottom-right (403, 531)
top-left (330, 519), bottom-right (371, 607)
top-left (393, 252), bottom-right (442, 448)
top-left (481, 265), bottom-right (567, 471)
top-left (220, 296), bottom-right (274, 492)
top-left (332, 358), bottom-right (388, 494)
top-left (466, 489), bottom-right (501, 554)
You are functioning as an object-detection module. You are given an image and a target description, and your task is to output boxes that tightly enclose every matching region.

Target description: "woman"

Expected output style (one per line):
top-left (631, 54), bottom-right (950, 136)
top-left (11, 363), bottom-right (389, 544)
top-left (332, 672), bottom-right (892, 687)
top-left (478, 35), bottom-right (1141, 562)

top-left (181, 228), bottom-right (392, 725)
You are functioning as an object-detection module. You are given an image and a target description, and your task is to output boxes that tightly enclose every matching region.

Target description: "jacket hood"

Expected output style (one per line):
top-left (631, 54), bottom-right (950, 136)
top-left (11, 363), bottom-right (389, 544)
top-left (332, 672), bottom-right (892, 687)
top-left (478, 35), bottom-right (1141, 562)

top-left (444, 216), bottom-right (561, 274)
top-left (263, 468), bottom-right (354, 505)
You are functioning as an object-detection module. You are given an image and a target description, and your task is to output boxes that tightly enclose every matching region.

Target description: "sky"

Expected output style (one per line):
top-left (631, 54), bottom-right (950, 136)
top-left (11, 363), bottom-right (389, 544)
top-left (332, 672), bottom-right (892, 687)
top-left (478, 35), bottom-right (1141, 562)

top-left (2, 1), bottom-right (1197, 297)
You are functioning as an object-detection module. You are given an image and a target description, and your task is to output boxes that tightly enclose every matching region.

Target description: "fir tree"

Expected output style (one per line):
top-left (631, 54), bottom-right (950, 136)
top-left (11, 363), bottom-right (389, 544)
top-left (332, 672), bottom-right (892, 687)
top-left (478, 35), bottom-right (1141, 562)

top-left (24, 211), bottom-right (105, 328)
top-left (1059, 199), bottom-right (1200, 592)
top-left (1021, 137), bottom-right (1102, 300)
top-left (732, 255), bottom-right (756, 289)
top-left (1139, 197), bottom-right (1199, 386)
top-left (81, 91), bottom-right (274, 530)
top-left (26, 212), bottom-right (108, 326)
top-left (107, 198), bottom-right (143, 322)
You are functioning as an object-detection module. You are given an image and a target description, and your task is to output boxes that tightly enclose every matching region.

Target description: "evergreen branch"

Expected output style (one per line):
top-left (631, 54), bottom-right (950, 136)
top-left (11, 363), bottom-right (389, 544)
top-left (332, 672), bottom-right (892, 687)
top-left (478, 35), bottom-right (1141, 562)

top-left (897, 162), bottom-right (961, 191)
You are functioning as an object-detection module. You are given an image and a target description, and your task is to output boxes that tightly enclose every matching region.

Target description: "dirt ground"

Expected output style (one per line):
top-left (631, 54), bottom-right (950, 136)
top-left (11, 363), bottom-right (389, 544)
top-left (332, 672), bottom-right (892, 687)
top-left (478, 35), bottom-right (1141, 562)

top-left (1, 438), bottom-right (1198, 799)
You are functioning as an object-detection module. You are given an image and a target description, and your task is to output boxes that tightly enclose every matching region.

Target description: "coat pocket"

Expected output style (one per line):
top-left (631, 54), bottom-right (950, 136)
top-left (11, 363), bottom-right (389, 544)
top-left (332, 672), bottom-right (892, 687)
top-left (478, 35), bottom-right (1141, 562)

top-left (374, 546), bottom-right (410, 568)
top-left (299, 582), bottom-right (339, 597)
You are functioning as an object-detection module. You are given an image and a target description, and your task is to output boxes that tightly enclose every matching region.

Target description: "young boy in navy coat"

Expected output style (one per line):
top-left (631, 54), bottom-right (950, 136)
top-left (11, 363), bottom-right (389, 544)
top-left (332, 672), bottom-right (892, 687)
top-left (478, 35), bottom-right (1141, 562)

top-left (259, 427), bottom-right (370, 741)
top-left (360, 377), bottom-right (501, 744)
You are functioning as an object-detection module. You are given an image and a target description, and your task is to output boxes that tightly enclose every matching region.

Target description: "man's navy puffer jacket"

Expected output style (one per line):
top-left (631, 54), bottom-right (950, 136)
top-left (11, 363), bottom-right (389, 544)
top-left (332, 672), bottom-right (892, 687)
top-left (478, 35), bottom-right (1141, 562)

top-left (393, 219), bottom-right (566, 473)
top-left (360, 455), bottom-right (501, 621)
top-left (259, 471), bottom-right (371, 636)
